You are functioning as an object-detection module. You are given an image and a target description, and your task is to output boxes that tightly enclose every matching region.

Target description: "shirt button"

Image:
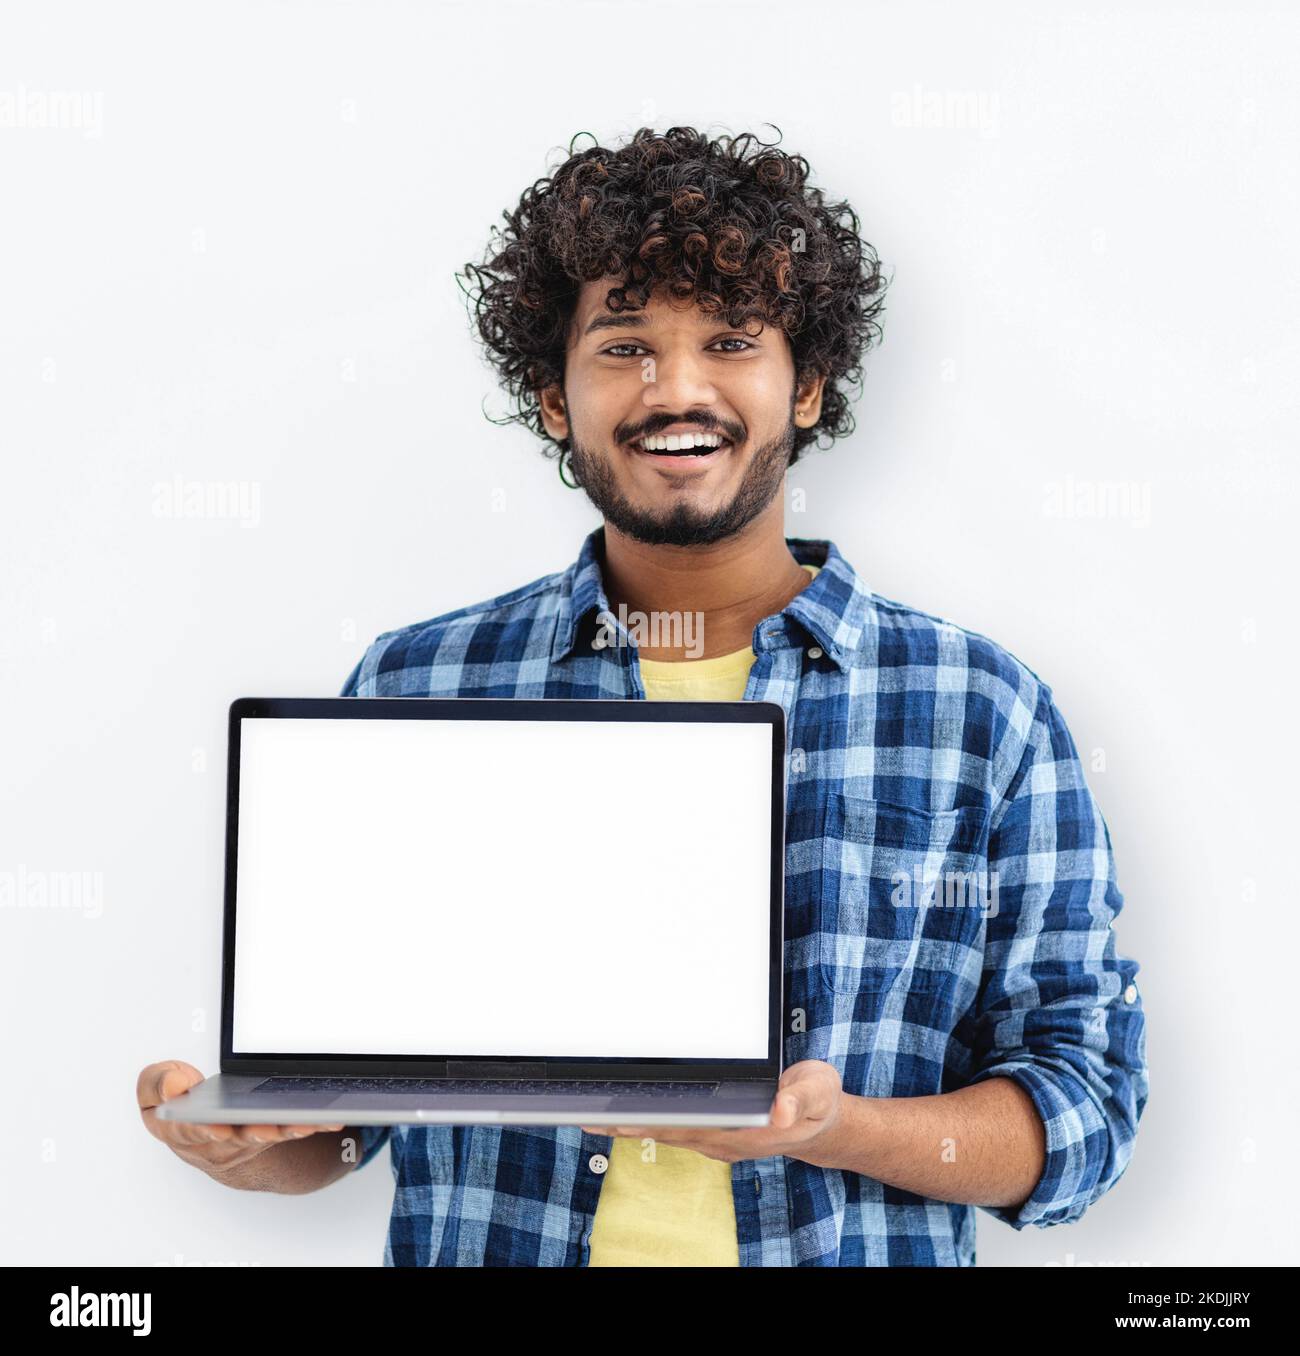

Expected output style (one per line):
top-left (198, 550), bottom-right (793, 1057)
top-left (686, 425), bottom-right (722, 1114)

top-left (1124, 984), bottom-right (1138, 1003)
top-left (588, 1153), bottom-right (609, 1175)
top-left (807, 646), bottom-right (823, 659)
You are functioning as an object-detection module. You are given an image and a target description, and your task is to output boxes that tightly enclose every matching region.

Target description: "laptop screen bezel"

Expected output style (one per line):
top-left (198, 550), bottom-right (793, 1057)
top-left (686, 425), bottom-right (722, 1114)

top-left (219, 696), bottom-right (785, 1082)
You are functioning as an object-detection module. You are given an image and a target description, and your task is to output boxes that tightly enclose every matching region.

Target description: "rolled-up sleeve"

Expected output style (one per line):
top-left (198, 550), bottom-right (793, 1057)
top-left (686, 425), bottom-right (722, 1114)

top-left (966, 681), bottom-right (1149, 1229)
top-left (338, 655), bottom-right (393, 1173)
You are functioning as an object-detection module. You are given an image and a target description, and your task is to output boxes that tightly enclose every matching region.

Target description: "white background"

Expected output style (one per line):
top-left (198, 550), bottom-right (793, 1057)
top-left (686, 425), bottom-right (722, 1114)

top-left (1, 0), bottom-right (1295, 1266)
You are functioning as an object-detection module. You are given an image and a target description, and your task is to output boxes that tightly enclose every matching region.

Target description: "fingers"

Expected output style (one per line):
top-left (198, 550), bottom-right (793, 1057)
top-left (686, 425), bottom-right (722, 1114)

top-left (769, 1088), bottom-right (803, 1130)
top-left (137, 1060), bottom-right (204, 1112)
top-left (578, 1124), bottom-right (718, 1143)
top-left (139, 1062), bottom-right (347, 1158)
top-left (138, 1061), bottom-right (210, 1146)
top-left (773, 1060), bottom-right (843, 1127)
top-left (163, 1120), bottom-right (233, 1148)
top-left (171, 1122), bottom-right (345, 1148)
top-left (215, 1123), bottom-right (344, 1147)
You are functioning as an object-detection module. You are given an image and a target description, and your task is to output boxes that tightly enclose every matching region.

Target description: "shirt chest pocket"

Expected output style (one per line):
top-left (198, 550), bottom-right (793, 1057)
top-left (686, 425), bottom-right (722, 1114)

top-left (818, 794), bottom-right (989, 996)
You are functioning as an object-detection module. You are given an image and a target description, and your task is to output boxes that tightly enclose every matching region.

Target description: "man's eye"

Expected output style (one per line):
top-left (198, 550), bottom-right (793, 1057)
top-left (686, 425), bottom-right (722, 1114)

top-left (602, 344), bottom-right (646, 357)
top-left (711, 338), bottom-right (754, 353)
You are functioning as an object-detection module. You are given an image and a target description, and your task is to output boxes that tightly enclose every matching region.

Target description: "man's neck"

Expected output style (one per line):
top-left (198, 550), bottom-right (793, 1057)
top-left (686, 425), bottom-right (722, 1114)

top-left (599, 513), bottom-right (813, 662)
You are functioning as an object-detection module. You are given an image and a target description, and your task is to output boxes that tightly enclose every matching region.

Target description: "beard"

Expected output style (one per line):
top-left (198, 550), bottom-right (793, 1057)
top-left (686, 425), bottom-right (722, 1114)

top-left (565, 418), bottom-right (796, 548)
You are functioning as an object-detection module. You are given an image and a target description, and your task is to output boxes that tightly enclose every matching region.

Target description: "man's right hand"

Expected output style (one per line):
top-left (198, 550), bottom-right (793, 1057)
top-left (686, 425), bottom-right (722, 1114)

top-left (137, 1060), bottom-right (345, 1178)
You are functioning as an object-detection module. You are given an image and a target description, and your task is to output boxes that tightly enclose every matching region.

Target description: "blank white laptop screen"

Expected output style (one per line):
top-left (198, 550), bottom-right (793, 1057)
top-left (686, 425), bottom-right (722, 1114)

top-left (232, 716), bottom-right (774, 1059)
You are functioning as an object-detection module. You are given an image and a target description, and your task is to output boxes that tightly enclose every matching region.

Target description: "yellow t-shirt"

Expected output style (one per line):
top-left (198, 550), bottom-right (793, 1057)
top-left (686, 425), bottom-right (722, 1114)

top-left (586, 562), bottom-right (820, 1268)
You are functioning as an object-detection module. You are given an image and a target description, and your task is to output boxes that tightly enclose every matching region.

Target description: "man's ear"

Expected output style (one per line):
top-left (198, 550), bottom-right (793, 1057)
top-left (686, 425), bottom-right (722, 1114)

top-left (538, 384), bottom-right (570, 442)
top-left (793, 370), bottom-right (827, 429)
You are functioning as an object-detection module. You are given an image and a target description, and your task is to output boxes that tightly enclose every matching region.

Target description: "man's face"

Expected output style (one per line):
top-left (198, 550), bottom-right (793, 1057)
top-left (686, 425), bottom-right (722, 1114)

top-left (539, 279), bottom-right (823, 547)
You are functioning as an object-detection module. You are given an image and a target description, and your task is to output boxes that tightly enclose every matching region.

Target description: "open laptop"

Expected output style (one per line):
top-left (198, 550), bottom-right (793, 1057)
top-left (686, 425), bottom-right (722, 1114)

top-left (155, 695), bottom-right (785, 1128)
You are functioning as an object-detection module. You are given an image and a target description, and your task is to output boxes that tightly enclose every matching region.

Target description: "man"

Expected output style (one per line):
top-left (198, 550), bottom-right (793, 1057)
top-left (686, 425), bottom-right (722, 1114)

top-left (140, 125), bottom-right (1148, 1266)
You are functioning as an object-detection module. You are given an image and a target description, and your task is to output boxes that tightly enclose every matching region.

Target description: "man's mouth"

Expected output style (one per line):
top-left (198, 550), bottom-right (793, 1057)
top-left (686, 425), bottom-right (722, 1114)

top-left (628, 432), bottom-right (734, 465)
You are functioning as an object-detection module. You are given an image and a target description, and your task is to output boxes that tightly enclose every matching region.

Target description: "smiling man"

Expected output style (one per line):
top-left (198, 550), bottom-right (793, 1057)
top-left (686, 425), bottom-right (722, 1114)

top-left (140, 125), bottom-right (1148, 1266)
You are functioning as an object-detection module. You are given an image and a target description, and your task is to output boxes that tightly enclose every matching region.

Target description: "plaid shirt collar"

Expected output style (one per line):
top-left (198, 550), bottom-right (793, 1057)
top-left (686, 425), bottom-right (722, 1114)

top-left (549, 524), bottom-right (872, 671)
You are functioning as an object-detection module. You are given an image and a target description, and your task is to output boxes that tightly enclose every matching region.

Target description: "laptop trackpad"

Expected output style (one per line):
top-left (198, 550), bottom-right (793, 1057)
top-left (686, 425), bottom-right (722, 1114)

top-left (225, 1093), bottom-right (344, 1110)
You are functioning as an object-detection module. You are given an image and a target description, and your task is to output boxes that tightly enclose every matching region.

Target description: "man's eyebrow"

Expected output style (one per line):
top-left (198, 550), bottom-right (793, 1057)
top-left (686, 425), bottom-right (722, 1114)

top-left (582, 312), bottom-right (648, 336)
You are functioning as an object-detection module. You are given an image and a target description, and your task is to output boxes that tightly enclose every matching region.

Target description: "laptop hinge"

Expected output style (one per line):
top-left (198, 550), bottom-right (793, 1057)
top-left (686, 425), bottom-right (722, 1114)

top-left (445, 1060), bottom-right (546, 1079)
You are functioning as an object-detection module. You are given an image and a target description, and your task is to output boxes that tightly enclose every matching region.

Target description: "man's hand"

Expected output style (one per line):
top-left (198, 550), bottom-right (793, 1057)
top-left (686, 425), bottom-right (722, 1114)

top-left (138, 1060), bottom-right (345, 1179)
top-left (580, 1060), bottom-right (844, 1163)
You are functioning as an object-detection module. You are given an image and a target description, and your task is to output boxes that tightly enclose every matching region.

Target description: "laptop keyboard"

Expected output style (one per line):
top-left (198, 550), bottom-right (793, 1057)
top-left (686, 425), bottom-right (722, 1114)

top-left (252, 1076), bottom-right (719, 1098)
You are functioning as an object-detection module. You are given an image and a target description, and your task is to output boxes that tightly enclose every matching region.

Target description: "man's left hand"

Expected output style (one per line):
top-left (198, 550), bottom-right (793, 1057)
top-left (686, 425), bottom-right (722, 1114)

top-left (580, 1060), bottom-right (844, 1164)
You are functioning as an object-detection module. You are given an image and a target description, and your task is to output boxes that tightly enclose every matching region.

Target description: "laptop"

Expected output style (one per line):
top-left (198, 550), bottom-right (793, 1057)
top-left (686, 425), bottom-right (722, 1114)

top-left (155, 695), bottom-right (785, 1128)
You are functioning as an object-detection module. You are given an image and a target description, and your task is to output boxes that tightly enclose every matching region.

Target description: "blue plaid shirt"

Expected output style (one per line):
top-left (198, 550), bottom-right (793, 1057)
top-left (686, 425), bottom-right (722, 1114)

top-left (341, 524), bottom-right (1148, 1266)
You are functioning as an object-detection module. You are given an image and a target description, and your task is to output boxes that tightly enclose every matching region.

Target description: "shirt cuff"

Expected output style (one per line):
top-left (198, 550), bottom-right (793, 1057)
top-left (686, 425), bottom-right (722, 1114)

top-left (966, 1060), bottom-right (1112, 1230)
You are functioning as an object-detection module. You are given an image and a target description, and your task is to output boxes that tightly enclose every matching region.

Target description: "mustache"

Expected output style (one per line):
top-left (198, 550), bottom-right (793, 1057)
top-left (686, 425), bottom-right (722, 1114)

top-left (621, 417), bottom-right (742, 443)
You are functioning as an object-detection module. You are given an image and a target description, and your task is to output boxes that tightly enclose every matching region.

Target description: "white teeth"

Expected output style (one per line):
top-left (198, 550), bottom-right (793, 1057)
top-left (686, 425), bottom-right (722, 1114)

top-left (639, 432), bottom-right (725, 452)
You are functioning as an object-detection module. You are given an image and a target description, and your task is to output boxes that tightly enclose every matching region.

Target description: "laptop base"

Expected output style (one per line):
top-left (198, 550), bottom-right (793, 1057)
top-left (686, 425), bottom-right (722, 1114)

top-left (153, 1074), bottom-right (778, 1127)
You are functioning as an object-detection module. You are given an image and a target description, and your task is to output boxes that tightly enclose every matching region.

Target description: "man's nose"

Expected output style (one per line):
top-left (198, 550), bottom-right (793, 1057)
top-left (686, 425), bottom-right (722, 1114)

top-left (641, 347), bottom-right (719, 409)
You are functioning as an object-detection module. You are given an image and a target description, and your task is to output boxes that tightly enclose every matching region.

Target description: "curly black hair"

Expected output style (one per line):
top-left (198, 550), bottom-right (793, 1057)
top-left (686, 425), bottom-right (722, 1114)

top-left (457, 125), bottom-right (888, 469)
